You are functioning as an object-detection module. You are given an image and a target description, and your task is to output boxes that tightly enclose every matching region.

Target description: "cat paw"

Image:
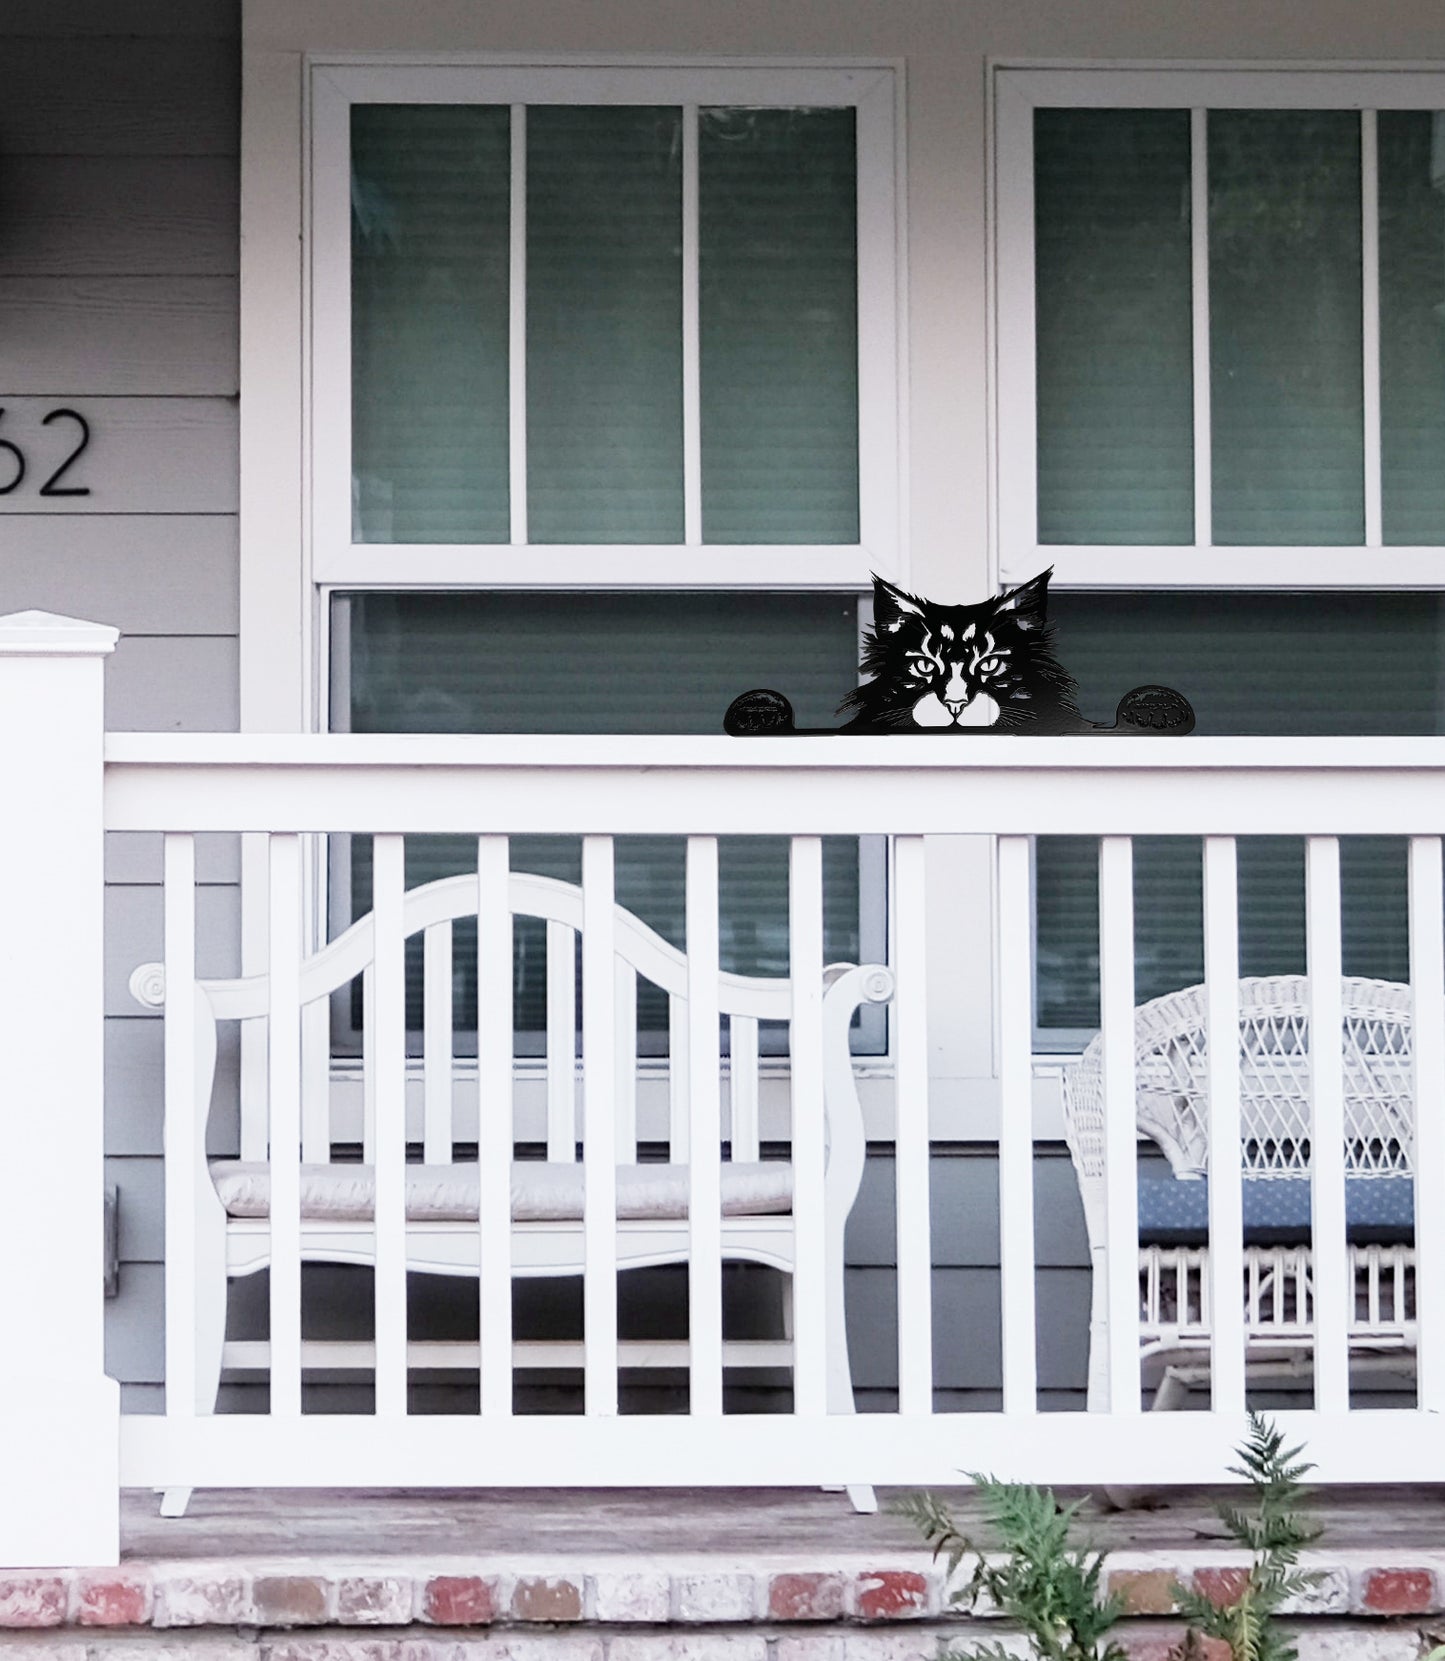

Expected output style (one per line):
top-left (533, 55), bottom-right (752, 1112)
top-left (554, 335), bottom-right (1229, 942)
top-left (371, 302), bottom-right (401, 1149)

top-left (724, 688), bottom-right (796, 735)
top-left (1113, 684), bottom-right (1196, 735)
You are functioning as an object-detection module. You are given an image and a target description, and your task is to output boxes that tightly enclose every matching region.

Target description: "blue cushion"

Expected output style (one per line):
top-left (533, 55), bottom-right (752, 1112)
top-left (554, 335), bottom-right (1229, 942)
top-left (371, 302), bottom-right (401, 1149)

top-left (1135, 1172), bottom-right (1415, 1246)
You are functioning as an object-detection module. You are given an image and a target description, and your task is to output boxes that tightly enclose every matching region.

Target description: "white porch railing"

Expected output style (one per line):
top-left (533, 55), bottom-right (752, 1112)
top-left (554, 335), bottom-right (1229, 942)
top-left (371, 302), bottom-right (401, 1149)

top-left (7, 610), bottom-right (1445, 1566)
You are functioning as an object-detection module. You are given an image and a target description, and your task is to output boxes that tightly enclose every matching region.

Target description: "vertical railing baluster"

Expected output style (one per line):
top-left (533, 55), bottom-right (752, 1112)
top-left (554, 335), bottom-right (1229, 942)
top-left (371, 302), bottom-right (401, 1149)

top-left (1203, 835), bottom-right (1245, 1414)
top-left (301, 998), bottom-right (329, 1165)
top-left (1099, 836), bottom-right (1140, 1415)
top-left (615, 962), bottom-right (638, 1162)
top-left (546, 920), bottom-right (577, 1162)
top-left (1306, 835), bottom-right (1349, 1413)
top-left (582, 836), bottom-right (619, 1415)
top-left (790, 835), bottom-right (827, 1418)
top-left (730, 1016), bottom-right (760, 1164)
top-left (670, 997), bottom-right (690, 1163)
top-left (372, 833), bottom-right (407, 1419)
top-left (267, 832), bottom-right (304, 1419)
top-left (477, 836), bottom-right (513, 1417)
top-left (163, 833), bottom-right (198, 1419)
top-left (423, 921), bottom-right (453, 1165)
top-left (361, 965), bottom-right (376, 1166)
top-left (1410, 835), bottom-right (1445, 1411)
top-left (687, 836), bottom-right (724, 1416)
top-left (996, 834), bottom-right (1035, 1416)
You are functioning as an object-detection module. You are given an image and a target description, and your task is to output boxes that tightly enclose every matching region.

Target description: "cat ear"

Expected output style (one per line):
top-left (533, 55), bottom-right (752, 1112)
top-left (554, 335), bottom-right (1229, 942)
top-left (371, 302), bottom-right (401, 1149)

top-left (871, 573), bottom-right (926, 634)
top-left (993, 566), bottom-right (1053, 632)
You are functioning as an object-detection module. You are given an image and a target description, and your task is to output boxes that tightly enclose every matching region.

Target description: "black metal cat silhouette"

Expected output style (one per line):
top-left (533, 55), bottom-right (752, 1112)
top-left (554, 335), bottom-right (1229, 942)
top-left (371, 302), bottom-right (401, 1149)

top-left (724, 569), bottom-right (1194, 737)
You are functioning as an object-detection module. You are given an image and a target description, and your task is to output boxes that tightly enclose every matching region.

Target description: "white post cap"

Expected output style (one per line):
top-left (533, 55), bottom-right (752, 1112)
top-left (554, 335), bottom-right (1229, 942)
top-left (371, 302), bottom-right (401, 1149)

top-left (0, 609), bottom-right (119, 655)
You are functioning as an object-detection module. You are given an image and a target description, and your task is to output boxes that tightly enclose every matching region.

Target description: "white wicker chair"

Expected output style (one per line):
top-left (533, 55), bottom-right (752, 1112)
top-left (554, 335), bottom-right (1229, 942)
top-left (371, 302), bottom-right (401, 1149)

top-left (1062, 975), bottom-right (1417, 1409)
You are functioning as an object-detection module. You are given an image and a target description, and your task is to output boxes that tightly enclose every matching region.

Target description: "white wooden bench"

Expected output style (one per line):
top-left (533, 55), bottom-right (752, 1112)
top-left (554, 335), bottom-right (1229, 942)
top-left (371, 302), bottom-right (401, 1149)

top-left (132, 868), bottom-right (893, 1511)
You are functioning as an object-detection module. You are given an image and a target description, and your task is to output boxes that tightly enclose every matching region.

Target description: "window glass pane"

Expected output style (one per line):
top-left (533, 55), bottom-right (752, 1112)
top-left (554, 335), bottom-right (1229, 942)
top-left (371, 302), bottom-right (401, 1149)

top-left (1209, 111), bottom-right (1364, 546)
top-left (341, 592), bottom-right (865, 1038)
top-left (351, 105), bottom-right (511, 544)
top-left (1035, 593), bottom-right (1440, 1030)
top-left (527, 107), bottom-right (684, 544)
top-left (1033, 108), bottom-right (1194, 545)
top-left (1379, 110), bottom-right (1445, 545)
top-left (699, 108), bottom-right (859, 544)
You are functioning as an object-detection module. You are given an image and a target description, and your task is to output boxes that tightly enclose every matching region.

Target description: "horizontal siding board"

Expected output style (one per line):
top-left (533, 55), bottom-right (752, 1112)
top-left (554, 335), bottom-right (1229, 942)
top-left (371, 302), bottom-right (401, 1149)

top-left (846, 1149), bottom-right (1089, 1270)
top-left (0, 157), bottom-right (238, 277)
top-left (105, 1015), bottom-right (239, 1158)
top-left (1, 0), bottom-right (237, 39)
top-left (107, 634), bottom-right (239, 731)
top-left (106, 1155), bottom-right (162, 1261)
top-left (0, 37), bottom-right (238, 156)
top-left (105, 1261), bottom-right (162, 1384)
top-left (0, 515), bottom-right (238, 633)
top-left (106, 831), bottom-right (241, 886)
top-left (0, 278), bottom-right (238, 395)
top-left (0, 399), bottom-right (237, 513)
top-left (105, 882), bottom-right (240, 1016)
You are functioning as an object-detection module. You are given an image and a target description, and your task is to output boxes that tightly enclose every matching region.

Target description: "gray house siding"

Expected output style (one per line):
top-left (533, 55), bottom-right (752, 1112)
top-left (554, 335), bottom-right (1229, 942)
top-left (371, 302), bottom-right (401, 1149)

top-left (1, 0), bottom-right (1095, 1416)
top-left (0, 0), bottom-right (242, 1410)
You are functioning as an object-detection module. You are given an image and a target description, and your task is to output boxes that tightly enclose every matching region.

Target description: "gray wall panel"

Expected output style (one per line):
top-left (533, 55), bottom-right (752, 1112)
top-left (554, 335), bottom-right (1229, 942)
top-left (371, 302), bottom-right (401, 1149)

top-left (105, 1262), bottom-right (163, 1384)
top-left (106, 635), bottom-right (240, 731)
top-left (0, 159), bottom-right (238, 277)
top-left (106, 832), bottom-right (242, 886)
top-left (0, 37), bottom-right (239, 156)
top-left (106, 1155), bottom-right (162, 1262)
top-left (105, 1016), bottom-right (240, 1158)
top-left (0, 400), bottom-right (237, 512)
top-left (0, 278), bottom-right (238, 395)
top-left (105, 884), bottom-right (241, 1016)
top-left (846, 1147), bottom-right (1090, 1270)
top-left (0, 517), bottom-right (238, 634)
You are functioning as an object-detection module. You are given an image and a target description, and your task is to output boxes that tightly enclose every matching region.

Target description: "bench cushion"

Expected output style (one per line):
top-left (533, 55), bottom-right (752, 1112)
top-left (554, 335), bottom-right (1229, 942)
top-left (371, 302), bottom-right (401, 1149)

top-left (210, 1159), bottom-right (794, 1223)
top-left (1136, 1172), bottom-right (1415, 1246)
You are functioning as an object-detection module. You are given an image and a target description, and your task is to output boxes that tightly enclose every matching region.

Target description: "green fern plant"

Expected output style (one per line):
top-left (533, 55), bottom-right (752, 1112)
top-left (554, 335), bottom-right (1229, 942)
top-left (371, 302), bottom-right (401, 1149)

top-left (896, 1479), bottom-right (1127, 1661)
top-left (1169, 1414), bottom-right (1324, 1661)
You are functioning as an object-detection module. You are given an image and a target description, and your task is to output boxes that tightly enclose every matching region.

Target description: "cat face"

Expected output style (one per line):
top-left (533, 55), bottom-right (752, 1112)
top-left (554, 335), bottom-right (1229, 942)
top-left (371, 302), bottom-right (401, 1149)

top-left (840, 568), bottom-right (1074, 731)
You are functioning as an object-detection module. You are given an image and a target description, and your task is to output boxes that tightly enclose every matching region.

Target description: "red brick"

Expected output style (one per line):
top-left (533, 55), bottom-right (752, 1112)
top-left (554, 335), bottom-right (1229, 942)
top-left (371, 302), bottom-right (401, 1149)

top-left (1191, 1567), bottom-right (1250, 1610)
top-left (512, 1575), bottom-right (583, 1622)
top-left (768, 1574), bottom-right (846, 1622)
top-left (1359, 1567), bottom-right (1437, 1614)
top-left (854, 1570), bottom-right (929, 1620)
top-left (75, 1571), bottom-right (151, 1626)
top-left (0, 1575), bottom-right (69, 1628)
top-left (152, 1570), bottom-right (253, 1627)
top-left (421, 1574), bottom-right (502, 1625)
top-left (1107, 1570), bottom-right (1180, 1616)
top-left (253, 1574), bottom-right (333, 1626)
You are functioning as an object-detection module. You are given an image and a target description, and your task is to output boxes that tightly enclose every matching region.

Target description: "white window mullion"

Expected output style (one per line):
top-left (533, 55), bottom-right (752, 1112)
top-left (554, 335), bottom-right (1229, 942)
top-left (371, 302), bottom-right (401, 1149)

top-left (1190, 107), bottom-right (1213, 551)
top-left (1362, 108), bottom-right (1383, 550)
top-left (509, 102), bottom-right (529, 548)
top-left (682, 102), bottom-right (702, 548)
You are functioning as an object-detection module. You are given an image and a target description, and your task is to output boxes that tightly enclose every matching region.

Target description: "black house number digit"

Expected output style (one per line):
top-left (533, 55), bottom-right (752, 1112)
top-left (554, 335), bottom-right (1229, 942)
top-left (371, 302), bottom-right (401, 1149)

top-left (0, 405), bottom-right (92, 499)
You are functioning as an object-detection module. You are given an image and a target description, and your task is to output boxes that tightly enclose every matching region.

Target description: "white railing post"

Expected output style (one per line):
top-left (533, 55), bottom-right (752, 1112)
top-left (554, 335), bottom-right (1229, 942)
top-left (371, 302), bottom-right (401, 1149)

top-left (0, 611), bottom-right (120, 1566)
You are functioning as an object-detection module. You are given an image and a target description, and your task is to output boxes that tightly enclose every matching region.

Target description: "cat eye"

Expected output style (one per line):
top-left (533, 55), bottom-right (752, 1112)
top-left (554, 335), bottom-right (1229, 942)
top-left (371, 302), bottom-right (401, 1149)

top-left (907, 658), bottom-right (933, 677)
top-left (978, 655), bottom-right (1004, 675)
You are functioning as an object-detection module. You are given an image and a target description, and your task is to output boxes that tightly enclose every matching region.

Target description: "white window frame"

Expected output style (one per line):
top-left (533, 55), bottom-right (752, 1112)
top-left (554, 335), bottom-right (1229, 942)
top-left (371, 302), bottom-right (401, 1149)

top-left (309, 59), bottom-right (902, 593)
top-left (993, 65), bottom-right (1445, 592)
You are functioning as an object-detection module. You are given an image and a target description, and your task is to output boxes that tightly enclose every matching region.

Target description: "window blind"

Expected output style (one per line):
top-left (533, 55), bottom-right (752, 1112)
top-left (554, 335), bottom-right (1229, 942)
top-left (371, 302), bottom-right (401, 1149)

top-left (1209, 111), bottom-right (1365, 546)
top-left (1033, 108), bottom-right (1195, 546)
top-left (338, 591), bottom-right (868, 1044)
top-left (1379, 110), bottom-right (1445, 546)
top-left (351, 104), bottom-right (512, 544)
top-left (1035, 592), bottom-right (1443, 1032)
top-left (699, 107), bottom-right (859, 544)
top-left (527, 106), bottom-right (685, 544)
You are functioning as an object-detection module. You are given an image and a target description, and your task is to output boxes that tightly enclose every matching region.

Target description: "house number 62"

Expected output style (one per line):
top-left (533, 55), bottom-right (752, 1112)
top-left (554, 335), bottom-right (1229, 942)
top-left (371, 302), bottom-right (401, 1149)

top-left (0, 407), bottom-right (92, 498)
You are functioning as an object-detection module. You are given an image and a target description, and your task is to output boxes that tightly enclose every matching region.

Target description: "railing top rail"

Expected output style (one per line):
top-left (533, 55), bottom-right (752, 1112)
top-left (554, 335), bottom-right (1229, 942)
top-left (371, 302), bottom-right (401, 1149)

top-left (104, 731), bottom-right (1445, 773)
top-left (103, 732), bottom-right (1445, 838)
